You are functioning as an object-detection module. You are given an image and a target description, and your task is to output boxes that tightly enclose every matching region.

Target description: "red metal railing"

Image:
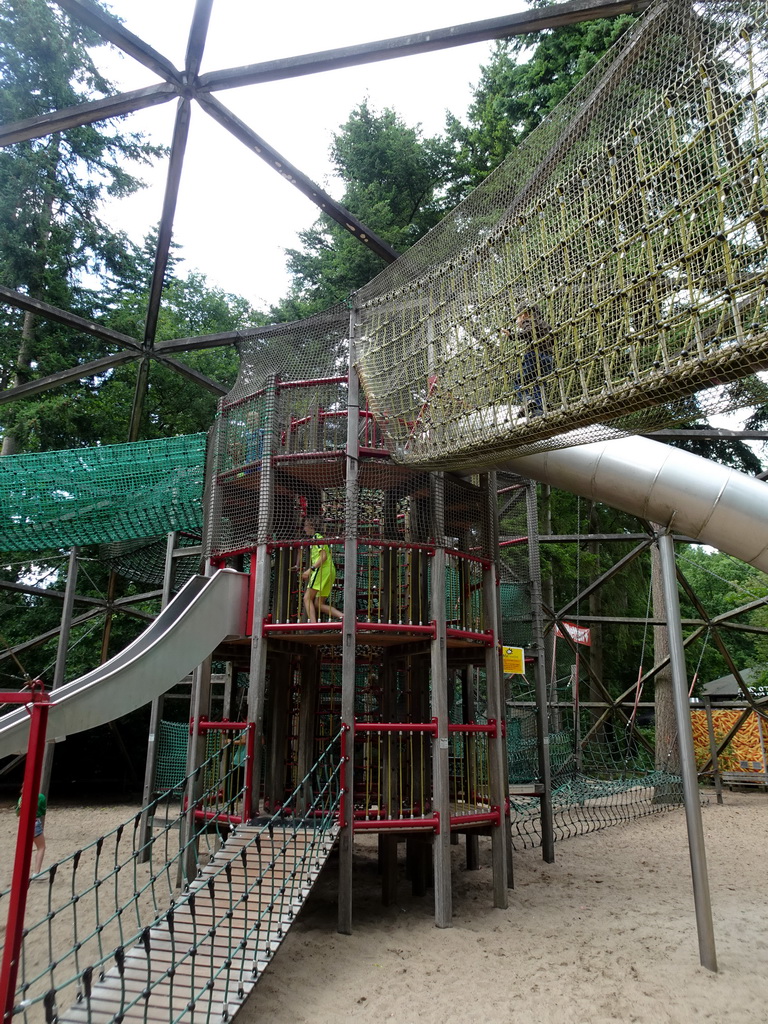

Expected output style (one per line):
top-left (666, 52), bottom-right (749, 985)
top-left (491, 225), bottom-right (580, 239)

top-left (1, 683), bottom-right (50, 1024)
top-left (340, 719), bottom-right (501, 833)
top-left (190, 719), bottom-right (255, 825)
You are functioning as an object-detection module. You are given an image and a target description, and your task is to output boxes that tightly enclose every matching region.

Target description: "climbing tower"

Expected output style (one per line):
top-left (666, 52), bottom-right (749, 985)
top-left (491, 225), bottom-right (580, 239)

top-left (203, 304), bottom-right (511, 926)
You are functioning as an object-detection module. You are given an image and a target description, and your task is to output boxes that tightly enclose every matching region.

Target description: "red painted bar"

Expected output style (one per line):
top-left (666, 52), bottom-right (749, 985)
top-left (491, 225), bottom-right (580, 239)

top-left (221, 386), bottom-right (267, 412)
top-left (358, 446), bottom-right (392, 457)
top-left (357, 539), bottom-right (435, 553)
top-left (195, 720), bottom-right (249, 731)
top-left (445, 547), bottom-right (492, 567)
top-left (194, 809), bottom-right (244, 824)
top-left (263, 621), bottom-right (343, 635)
top-left (269, 538), bottom-right (343, 550)
top-left (274, 449), bottom-right (345, 461)
top-left (1, 690), bottom-right (50, 1024)
top-left (357, 622), bottom-right (436, 636)
top-left (278, 375), bottom-right (347, 389)
top-left (449, 809), bottom-right (501, 827)
top-left (446, 627), bottom-right (494, 645)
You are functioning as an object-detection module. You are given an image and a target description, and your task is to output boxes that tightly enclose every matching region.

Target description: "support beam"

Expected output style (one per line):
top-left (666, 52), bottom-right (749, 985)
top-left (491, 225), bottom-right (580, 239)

top-left (525, 481), bottom-right (555, 864)
top-left (0, 285), bottom-right (143, 352)
top-left (195, 93), bottom-right (399, 263)
top-left (246, 376), bottom-right (278, 814)
top-left (657, 530), bottom-right (717, 972)
top-left (338, 313), bottom-right (361, 935)
top-left (0, 85), bottom-right (178, 147)
top-left (197, 0), bottom-right (653, 92)
top-left (40, 547), bottom-right (79, 797)
top-left (0, 352), bottom-right (140, 404)
top-left (54, 0), bottom-right (183, 83)
top-left (144, 97), bottom-right (193, 348)
top-left (430, 472), bottom-right (452, 928)
top-left (184, 0), bottom-right (214, 82)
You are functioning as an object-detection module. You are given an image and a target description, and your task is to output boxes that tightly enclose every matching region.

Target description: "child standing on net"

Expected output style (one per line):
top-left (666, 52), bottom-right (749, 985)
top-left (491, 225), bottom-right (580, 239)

top-left (16, 789), bottom-right (47, 876)
top-left (301, 516), bottom-right (343, 623)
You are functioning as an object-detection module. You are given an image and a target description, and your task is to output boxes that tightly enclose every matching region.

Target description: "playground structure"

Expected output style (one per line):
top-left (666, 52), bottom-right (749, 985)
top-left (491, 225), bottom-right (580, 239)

top-left (2, 0), bottom-right (768, 1019)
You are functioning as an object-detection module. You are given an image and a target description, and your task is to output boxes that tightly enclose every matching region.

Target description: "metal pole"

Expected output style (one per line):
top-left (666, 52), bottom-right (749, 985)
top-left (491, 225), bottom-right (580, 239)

top-left (657, 530), bottom-right (717, 972)
top-left (525, 481), bottom-right (555, 862)
top-left (138, 532), bottom-right (177, 859)
top-left (40, 546), bottom-right (78, 797)
top-left (430, 472), bottom-right (452, 928)
top-left (1, 691), bottom-right (50, 1023)
top-left (338, 308), bottom-right (360, 935)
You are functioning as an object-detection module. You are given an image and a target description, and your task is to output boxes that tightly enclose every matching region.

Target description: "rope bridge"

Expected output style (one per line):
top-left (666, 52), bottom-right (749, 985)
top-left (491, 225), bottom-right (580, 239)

top-left (354, 0), bottom-right (768, 469)
top-left (3, 729), bottom-right (342, 1024)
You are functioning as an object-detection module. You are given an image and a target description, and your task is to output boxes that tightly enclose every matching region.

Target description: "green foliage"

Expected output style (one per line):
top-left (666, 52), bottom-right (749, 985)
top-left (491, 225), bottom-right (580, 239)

top-left (272, 101), bottom-right (448, 318)
top-left (443, 11), bottom-right (636, 203)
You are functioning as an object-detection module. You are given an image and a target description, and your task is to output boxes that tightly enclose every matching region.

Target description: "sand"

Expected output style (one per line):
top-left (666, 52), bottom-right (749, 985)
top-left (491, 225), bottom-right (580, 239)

top-left (2, 791), bottom-right (766, 1023)
top-left (244, 792), bottom-right (768, 1024)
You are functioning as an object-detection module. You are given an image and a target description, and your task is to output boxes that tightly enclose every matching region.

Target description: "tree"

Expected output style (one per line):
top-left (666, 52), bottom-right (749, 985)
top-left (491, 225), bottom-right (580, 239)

top-left (0, 0), bottom-right (164, 453)
top-left (273, 101), bottom-right (448, 318)
top-left (443, 9), bottom-right (636, 204)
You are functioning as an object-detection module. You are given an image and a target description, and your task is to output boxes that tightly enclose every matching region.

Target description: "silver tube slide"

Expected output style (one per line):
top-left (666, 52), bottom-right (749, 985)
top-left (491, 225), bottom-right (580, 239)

top-left (0, 568), bottom-right (249, 759)
top-left (499, 432), bottom-right (768, 573)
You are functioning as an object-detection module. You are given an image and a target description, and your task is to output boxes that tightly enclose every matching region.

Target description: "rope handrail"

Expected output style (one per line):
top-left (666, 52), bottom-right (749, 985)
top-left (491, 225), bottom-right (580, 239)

top-left (6, 728), bottom-right (343, 1022)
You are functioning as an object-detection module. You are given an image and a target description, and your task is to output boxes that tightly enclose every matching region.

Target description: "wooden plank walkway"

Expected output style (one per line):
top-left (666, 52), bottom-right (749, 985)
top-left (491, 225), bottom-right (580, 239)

top-left (58, 822), bottom-right (338, 1024)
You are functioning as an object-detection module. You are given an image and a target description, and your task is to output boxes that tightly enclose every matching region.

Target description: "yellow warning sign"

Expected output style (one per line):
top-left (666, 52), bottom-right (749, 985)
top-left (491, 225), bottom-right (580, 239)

top-left (502, 646), bottom-right (525, 674)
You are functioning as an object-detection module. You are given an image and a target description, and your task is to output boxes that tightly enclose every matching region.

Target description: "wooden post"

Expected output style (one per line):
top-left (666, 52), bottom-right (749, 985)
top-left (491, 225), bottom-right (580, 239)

top-left (525, 480), bottom-right (555, 863)
top-left (430, 471), bottom-right (452, 927)
top-left (180, 654), bottom-right (213, 885)
top-left (482, 474), bottom-right (508, 907)
top-left (246, 375), bottom-right (278, 815)
top-left (40, 545), bottom-right (78, 797)
top-left (296, 649), bottom-right (320, 814)
top-left (703, 696), bottom-right (723, 805)
top-left (338, 309), bottom-right (360, 935)
top-left (265, 654), bottom-right (292, 811)
top-left (138, 532), bottom-right (177, 859)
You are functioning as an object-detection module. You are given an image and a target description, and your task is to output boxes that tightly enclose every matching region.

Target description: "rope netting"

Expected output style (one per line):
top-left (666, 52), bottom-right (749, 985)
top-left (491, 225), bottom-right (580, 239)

top-left (354, 0), bottom-right (768, 470)
top-left (0, 435), bottom-right (207, 553)
top-left (3, 727), bottom-right (342, 1023)
top-left (505, 670), bottom-right (684, 851)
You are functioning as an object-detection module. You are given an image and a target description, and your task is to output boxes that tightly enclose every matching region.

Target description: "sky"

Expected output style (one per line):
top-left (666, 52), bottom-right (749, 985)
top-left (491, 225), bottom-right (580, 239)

top-left (93, 1), bottom-right (529, 311)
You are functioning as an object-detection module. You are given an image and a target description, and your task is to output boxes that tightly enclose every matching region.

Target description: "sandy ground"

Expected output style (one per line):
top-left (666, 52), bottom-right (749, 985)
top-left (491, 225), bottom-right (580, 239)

top-left (1, 791), bottom-right (766, 1023)
top-left (245, 792), bottom-right (768, 1024)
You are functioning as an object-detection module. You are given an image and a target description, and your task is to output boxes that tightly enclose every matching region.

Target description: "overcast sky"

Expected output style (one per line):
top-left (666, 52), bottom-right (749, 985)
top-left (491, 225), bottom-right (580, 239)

top-left (93, 1), bottom-right (528, 310)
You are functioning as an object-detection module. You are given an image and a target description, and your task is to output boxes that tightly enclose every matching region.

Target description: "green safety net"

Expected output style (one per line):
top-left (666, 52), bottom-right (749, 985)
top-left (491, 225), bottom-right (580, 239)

top-left (0, 434), bottom-right (207, 552)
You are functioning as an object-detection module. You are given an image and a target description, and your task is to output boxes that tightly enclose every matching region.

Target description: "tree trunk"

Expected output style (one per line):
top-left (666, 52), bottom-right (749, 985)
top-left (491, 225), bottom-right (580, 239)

top-left (1, 309), bottom-right (37, 456)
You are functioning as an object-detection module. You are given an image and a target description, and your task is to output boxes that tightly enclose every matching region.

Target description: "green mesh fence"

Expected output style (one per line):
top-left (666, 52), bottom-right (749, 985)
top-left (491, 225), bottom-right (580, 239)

top-left (0, 434), bottom-right (206, 552)
top-left (155, 720), bottom-right (190, 793)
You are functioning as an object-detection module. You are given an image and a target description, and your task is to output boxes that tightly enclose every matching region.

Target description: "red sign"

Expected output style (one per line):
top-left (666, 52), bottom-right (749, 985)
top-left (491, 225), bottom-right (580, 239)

top-left (555, 621), bottom-right (592, 646)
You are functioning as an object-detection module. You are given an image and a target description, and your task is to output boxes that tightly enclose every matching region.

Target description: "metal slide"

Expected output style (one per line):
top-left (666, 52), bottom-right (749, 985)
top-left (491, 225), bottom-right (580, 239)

top-left (0, 568), bottom-right (249, 759)
top-left (500, 431), bottom-right (768, 573)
